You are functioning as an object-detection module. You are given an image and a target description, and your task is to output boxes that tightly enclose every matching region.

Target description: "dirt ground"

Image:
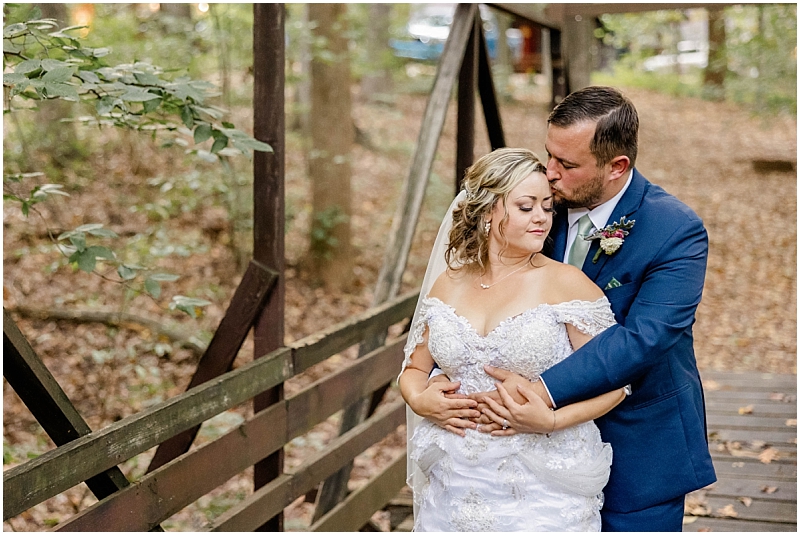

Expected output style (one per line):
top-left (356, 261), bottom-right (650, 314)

top-left (3, 84), bottom-right (796, 530)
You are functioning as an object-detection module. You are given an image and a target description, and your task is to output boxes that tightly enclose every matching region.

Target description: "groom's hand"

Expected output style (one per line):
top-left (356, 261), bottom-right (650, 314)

top-left (468, 366), bottom-right (552, 424)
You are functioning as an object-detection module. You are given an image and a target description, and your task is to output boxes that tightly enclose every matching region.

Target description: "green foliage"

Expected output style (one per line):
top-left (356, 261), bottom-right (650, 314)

top-left (598, 7), bottom-right (796, 115)
top-left (310, 205), bottom-right (349, 259)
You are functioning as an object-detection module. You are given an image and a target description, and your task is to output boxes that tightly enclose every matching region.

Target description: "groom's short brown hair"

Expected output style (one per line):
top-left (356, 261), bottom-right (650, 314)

top-left (548, 86), bottom-right (638, 169)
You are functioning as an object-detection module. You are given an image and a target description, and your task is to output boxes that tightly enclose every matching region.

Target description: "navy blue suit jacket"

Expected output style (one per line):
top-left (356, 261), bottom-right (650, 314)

top-left (541, 169), bottom-right (716, 513)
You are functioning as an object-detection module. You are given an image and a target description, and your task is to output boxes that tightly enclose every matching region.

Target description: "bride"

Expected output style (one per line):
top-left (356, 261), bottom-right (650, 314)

top-left (398, 148), bottom-right (627, 531)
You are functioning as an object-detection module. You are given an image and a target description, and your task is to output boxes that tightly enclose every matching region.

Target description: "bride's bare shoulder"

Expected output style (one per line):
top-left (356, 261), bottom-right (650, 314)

top-left (542, 258), bottom-right (604, 303)
top-left (428, 267), bottom-right (472, 300)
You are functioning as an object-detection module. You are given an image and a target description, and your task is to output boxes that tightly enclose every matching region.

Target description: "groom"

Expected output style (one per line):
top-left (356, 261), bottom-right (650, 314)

top-left (422, 86), bottom-right (716, 531)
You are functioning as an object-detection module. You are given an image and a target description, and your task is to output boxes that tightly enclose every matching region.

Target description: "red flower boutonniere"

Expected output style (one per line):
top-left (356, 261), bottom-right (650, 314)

top-left (585, 216), bottom-right (635, 263)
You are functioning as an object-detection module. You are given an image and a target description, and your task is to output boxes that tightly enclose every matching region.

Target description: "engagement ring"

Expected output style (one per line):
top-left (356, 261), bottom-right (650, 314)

top-left (502, 419), bottom-right (509, 430)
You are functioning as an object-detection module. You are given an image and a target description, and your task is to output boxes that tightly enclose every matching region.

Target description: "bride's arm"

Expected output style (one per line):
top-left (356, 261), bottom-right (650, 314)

top-left (399, 326), bottom-right (481, 436)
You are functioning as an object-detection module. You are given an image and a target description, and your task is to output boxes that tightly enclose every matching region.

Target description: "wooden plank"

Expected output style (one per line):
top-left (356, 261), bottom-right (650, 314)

top-left (251, 5), bottom-right (287, 529)
top-left (2, 310), bottom-right (132, 520)
top-left (708, 414), bottom-right (799, 430)
top-left (712, 458), bottom-right (797, 481)
top-left (562, 3), bottom-right (739, 18)
top-left (709, 428), bottom-right (796, 445)
top-left (486, 3), bottom-right (561, 30)
top-left (291, 291), bottom-right (417, 373)
top-left (703, 371), bottom-right (798, 390)
top-left (206, 399), bottom-right (407, 531)
top-left (705, 390), bottom-right (797, 400)
top-left (477, 21), bottom-right (505, 151)
top-left (147, 260), bottom-right (278, 472)
top-left (3, 347), bottom-right (293, 519)
top-left (684, 516), bottom-right (796, 532)
top-left (705, 478), bottom-right (797, 502)
top-left (53, 338), bottom-right (404, 531)
top-left (455, 11), bottom-right (477, 194)
top-left (701, 496), bottom-right (796, 524)
top-left (372, 3), bottom-right (476, 304)
top-left (286, 339), bottom-right (404, 439)
top-left (55, 403), bottom-right (288, 532)
top-left (310, 452), bottom-right (407, 532)
top-left (706, 401), bottom-right (797, 417)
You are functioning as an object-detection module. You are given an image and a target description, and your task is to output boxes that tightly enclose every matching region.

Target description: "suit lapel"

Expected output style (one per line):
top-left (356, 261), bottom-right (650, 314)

top-left (548, 206), bottom-right (569, 261)
top-left (582, 169), bottom-right (647, 282)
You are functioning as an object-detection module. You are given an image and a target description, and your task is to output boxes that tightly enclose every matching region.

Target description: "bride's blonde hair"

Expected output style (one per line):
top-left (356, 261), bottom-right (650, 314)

top-left (446, 148), bottom-right (546, 273)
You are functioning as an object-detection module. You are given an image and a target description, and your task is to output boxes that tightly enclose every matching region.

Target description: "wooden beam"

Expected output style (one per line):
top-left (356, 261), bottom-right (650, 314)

top-left (310, 452), bottom-right (407, 532)
top-left (2, 310), bottom-right (133, 519)
top-left (477, 22), bottom-right (505, 151)
top-left (456, 12), bottom-right (479, 195)
top-left (146, 260), bottom-right (278, 472)
top-left (486, 3), bottom-right (561, 30)
top-left (54, 340), bottom-right (405, 532)
top-left (563, 3), bottom-right (738, 17)
top-left (3, 347), bottom-right (294, 520)
top-left (373, 2), bottom-right (477, 303)
top-left (251, 4), bottom-right (286, 530)
top-left (207, 399), bottom-right (406, 531)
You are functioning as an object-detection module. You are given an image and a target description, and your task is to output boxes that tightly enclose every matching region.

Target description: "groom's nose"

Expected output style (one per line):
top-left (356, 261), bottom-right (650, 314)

top-left (545, 158), bottom-right (560, 182)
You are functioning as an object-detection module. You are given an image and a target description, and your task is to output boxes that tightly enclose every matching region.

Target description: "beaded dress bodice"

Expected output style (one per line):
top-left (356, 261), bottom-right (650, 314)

top-left (403, 297), bottom-right (617, 532)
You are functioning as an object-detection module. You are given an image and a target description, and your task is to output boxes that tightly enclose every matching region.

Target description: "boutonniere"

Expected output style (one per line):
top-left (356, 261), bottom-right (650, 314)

top-left (585, 216), bottom-right (635, 263)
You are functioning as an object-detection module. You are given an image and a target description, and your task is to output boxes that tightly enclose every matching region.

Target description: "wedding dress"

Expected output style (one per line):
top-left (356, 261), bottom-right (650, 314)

top-left (401, 295), bottom-right (616, 532)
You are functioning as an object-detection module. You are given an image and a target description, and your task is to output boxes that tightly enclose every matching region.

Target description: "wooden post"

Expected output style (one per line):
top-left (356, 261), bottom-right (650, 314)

top-left (2, 309), bottom-right (141, 523)
top-left (563, 12), bottom-right (594, 91)
top-left (252, 3), bottom-right (286, 531)
top-left (456, 12), bottom-right (479, 194)
top-left (477, 25), bottom-right (506, 150)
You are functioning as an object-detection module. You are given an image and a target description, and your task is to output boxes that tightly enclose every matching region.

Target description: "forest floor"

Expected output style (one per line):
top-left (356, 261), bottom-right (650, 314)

top-left (3, 80), bottom-right (796, 531)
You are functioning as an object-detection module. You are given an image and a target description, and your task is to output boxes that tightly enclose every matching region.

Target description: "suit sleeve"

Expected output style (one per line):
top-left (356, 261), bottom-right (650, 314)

top-left (541, 215), bottom-right (708, 407)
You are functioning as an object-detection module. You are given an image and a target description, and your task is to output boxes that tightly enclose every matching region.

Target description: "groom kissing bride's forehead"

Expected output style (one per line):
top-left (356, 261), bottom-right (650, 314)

top-left (539, 86), bottom-right (716, 530)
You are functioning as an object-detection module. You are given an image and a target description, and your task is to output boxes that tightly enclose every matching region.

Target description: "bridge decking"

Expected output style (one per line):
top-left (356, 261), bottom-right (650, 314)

top-left (388, 370), bottom-right (797, 532)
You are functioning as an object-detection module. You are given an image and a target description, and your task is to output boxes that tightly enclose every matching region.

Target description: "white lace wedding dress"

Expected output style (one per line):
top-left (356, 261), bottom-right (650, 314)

top-left (402, 296), bottom-right (616, 532)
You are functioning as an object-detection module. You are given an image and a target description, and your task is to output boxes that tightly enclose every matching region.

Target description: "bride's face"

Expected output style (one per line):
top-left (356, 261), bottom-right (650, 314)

top-left (488, 171), bottom-right (553, 257)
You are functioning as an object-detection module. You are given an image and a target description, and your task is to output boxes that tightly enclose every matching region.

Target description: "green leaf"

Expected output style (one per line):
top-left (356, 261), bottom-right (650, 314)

top-left (85, 245), bottom-right (115, 260)
top-left (169, 295), bottom-right (212, 318)
top-left (77, 70), bottom-right (100, 84)
top-left (91, 47), bottom-right (110, 58)
top-left (74, 249), bottom-right (96, 273)
top-left (14, 59), bottom-right (41, 74)
top-left (96, 96), bottom-right (116, 115)
top-left (120, 88), bottom-right (160, 102)
top-left (117, 264), bottom-right (138, 280)
top-left (134, 71), bottom-right (162, 86)
top-left (149, 273), bottom-right (180, 282)
top-left (42, 66), bottom-right (74, 83)
top-left (144, 277), bottom-right (161, 299)
top-left (222, 121), bottom-right (235, 129)
top-left (43, 82), bottom-right (79, 100)
top-left (180, 105), bottom-right (194, 128)
top-left (4, 23), bottom-right (28, 38)
top-left (69, 232), bottom-right (86, 251)
top-left (3, 73), bottom-right (29, 87)
top-left (86, 227), bottom-right (118, 238)
top-left (193, 123), bottom-right (212, 144)
top-left (40, 59), bottom-right (67, 72)
top-left (142, 97), bottom-right (162, 114)
top-left (210, 135), bottom-right (228, 153)
top-left (231, 136), bottom-right (273, 153)
top-left (36, 184), bottom-right (70, 197)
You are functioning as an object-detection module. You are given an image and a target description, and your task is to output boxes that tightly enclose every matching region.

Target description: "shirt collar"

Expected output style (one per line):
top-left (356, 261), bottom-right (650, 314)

top-left (567, 170), bottom-right (634, 231)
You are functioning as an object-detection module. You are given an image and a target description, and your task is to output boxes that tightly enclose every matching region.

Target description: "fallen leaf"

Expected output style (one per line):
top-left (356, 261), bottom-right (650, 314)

top-left (748, 439), bottom-right (767, 450)
top-left (682, 516), bottom-right (699, 524)
top-left (738, 496), bottom-right (753, 507)
top-left (717, 504), bottom-right (738, 518)
top-left (703, 380), bottom-right (721, 391)
top-left (731, 461), bottom-right (745, 468)
top-left (761, 486), bottom-right (778, 494)
top-left (769, 392), bottom-right (785, 401)
top-left (697, 528), bottom-right (712, 532)
top-left (738, 405), bottom-right (754, 414)
top-left (758, 447), bottom-right (780, 464)
top-left (785, 419), bottom-right (796, 427)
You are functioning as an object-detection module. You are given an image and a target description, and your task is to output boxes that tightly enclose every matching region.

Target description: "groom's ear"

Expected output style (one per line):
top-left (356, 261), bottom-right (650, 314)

top-left (608, 155), bottom-right (630, 181)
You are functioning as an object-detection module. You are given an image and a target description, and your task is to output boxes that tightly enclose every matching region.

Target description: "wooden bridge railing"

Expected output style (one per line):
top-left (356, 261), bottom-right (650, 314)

top-left (3, 291), bottom-right (417, 531)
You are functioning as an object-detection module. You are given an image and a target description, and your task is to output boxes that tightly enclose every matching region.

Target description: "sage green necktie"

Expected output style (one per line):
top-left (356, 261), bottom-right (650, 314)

top-left (567, 215), bottom-right (595, 268)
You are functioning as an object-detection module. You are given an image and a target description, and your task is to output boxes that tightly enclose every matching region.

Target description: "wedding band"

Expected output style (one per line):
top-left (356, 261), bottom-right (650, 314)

top-left (502, 419), bottom-right (509, 430)
top-left (476, 424), bottom-right (481, 431)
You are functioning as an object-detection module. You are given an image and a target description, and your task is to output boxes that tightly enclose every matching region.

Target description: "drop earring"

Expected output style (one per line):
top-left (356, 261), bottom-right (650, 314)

top-left (484, 221), bottom-right (491, 235)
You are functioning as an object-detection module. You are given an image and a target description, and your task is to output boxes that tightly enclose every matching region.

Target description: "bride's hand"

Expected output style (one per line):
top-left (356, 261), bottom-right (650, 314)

top-left (466, 366), bottom-right (533, 424)
top-left (480, 381), bottom-right (556, 436)
top-left (409, 379), bottom-right (481, 437)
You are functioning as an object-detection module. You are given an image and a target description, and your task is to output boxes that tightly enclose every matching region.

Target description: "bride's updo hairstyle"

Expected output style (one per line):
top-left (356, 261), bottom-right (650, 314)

top-left (446, 147), bottom-right (546, 273)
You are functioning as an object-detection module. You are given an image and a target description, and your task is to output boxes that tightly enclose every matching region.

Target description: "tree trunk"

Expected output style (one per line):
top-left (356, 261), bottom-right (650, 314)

top-left (359, 4), bottom-right (393, 102)
top-left (704, 6), bottom-right (727, 101)
top-left (160, 3), bottom-right (191, 19)
top-left (307, 3), bottom-right (354, 288)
